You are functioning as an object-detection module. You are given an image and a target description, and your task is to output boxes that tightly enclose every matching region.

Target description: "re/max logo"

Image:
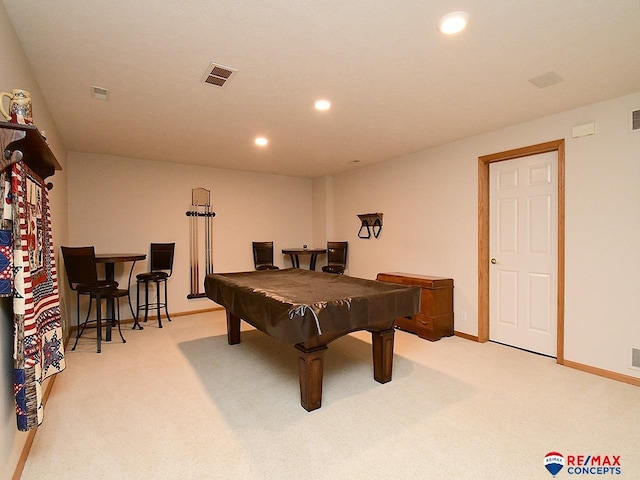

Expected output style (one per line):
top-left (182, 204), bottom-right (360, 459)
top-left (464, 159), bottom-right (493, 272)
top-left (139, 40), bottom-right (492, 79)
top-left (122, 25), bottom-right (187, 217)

top-left (567, 456), bottom-right (621, 467)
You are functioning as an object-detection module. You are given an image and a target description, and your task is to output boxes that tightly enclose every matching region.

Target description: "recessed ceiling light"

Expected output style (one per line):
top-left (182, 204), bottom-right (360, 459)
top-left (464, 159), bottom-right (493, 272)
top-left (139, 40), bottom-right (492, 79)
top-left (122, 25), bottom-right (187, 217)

top-left (255, 137), bottom-right (268, 147)
top-left (315, 99), bottom-right (331, 111)
top-left (437, 11), bottom-right (469, 35)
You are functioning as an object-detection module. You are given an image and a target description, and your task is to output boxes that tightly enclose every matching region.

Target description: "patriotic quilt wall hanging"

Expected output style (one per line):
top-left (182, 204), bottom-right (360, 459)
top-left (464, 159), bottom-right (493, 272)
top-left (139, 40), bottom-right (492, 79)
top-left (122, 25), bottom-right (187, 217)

top-left (4, 162), bottom-right (65, 431)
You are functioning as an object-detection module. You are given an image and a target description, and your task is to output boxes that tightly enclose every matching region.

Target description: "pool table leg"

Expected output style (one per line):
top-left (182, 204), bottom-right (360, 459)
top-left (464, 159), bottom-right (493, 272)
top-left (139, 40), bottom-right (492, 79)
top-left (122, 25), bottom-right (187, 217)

top-left (226, 311), bottom-right (241, 345)
top-left (295, 344), bottom-right (327, 412)
top-left (371, 328), bottom-right (395, 383)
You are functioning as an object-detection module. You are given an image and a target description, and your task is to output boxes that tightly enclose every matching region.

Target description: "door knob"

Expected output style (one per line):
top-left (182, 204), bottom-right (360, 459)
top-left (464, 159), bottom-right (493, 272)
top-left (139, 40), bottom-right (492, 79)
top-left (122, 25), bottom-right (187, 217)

top-left (491, 258), bottom-right (497, 264)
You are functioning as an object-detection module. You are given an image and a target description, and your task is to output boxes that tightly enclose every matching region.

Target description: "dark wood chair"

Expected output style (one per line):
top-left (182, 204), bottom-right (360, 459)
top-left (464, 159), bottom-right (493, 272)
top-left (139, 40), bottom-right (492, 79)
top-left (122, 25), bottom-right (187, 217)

top-left (252, 241), bottom-right (279, 270)
top-left (61, 246), bottom-right (124, 353)
top-left (136, 243), bottom-right (175, 328)
top-left (322, 241), bottom-right (348, 274)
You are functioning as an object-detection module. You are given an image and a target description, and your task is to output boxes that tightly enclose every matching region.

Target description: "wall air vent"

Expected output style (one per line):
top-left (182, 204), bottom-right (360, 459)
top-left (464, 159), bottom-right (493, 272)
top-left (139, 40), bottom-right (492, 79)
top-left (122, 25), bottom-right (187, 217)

top-left (632, 348), bottom-right (640, 369)
top-left (630, 108), bottom-right (640, 133)
top-left (201, 62), bottom-right (236, 87)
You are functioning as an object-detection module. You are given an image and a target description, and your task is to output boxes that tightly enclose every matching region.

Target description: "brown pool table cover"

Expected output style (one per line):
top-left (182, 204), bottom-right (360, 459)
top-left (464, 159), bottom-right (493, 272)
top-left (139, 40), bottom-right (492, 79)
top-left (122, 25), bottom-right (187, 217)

top-left (204, 268), bottom-right (421, 344)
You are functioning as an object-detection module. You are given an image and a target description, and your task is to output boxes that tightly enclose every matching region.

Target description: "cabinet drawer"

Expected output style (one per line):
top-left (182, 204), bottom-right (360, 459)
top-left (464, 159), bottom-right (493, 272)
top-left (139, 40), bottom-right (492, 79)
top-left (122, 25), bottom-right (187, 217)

top-left (395, 313), bottom-right (454, 341)
top-left (414, 314), bottom-right (433, 331)
top-left (395, 315), bottom-right (414, 332)
top-left (420, 288), bottom-right (453, 317)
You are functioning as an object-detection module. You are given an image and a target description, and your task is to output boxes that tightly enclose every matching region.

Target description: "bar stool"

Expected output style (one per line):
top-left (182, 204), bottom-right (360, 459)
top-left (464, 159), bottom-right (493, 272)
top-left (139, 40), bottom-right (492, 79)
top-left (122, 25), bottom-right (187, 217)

top-left (322, 241), bottom-right (348, 274)
top-left (136, 243), bottom-right (175, 328)
top-left (252, 241), bottom-right (279, 270)
top-left (61, 246), bottom-right (125, 353)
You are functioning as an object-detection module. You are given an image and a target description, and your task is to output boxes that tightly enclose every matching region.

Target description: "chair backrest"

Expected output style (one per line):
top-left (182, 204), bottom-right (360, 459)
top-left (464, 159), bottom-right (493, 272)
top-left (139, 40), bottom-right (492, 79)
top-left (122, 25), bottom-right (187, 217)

top-left (326, 241), bottom-right (348, 267)
top-left (150, 243), bottom-right (175, 276)
top-left (61, 246), bottom-right (99, 290)
top-left (252, 241), bottom-right (275, 269)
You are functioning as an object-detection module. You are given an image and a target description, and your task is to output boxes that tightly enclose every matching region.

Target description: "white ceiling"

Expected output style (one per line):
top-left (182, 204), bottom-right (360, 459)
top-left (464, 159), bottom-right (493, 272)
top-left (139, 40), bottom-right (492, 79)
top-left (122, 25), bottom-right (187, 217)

top-left (4, 0), bottom-right (640, 178)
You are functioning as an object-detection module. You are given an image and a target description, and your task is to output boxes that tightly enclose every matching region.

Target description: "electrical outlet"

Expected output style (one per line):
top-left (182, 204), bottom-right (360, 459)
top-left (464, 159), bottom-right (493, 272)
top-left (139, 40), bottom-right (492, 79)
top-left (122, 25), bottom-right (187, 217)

top-left (461, 311), bottom-right (467, 321)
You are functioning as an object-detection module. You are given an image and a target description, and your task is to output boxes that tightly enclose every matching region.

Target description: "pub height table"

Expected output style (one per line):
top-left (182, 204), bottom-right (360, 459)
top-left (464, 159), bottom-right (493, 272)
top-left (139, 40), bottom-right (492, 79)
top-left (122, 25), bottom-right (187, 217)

top-left (281, 246), bottom-right (327, 270)
top-left (95, 253), bottom-right (147, 337)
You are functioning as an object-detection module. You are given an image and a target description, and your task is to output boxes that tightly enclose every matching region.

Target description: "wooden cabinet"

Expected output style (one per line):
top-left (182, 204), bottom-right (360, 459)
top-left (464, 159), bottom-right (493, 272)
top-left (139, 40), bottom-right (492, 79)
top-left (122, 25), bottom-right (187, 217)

top-left (376, 272), bottom-right (454, 341)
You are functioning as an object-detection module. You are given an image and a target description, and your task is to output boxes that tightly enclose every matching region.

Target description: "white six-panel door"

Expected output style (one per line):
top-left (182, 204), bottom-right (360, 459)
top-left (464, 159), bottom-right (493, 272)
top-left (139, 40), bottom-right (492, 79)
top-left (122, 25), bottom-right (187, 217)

top-left (489, 151), bottom-right (558, 357)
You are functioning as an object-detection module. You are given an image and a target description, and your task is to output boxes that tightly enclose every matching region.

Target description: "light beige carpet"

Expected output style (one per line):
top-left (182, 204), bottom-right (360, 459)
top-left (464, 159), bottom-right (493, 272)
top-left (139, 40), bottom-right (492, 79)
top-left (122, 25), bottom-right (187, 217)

top-left (20, 311), bottom-right (640, 479)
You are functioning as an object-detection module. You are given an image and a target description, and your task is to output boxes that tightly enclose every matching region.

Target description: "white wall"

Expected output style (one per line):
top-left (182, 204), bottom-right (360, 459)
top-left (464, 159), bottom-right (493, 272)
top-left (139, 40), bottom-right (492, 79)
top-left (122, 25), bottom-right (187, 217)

top-left (0, 4), bottom-right (69, 479)
top-left (328, 91), bottom-right (640, 379)
top-left (66, 152), bottom-right (313, 315)
top-left (311, 175), bottom-right (334, 248)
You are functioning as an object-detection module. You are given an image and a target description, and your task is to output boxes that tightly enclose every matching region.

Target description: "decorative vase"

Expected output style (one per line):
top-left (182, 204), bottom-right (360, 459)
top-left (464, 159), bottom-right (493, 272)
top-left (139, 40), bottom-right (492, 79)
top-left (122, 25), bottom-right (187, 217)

top-left (0, 89), bottom-right (33, 124)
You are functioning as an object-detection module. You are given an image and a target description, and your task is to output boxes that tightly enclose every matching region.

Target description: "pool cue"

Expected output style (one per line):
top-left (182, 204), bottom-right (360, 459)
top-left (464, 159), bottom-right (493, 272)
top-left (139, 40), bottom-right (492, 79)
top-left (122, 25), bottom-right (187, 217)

top-left (192, 208), bottom-right (198, 295)
top-left (194, 207), bottom-right (200, 294)
top-left (204, 205), bottom-right (211, 275)
top-left (208, 211), bottom-right (214, 274)
top-left (188, 209), bottom-right (195, 295)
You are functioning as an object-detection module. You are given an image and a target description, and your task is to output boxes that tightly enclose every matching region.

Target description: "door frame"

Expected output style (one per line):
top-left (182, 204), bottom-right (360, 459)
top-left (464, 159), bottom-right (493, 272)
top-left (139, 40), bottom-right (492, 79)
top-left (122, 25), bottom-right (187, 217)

top-left (478, 139), bottom-right (565, 364)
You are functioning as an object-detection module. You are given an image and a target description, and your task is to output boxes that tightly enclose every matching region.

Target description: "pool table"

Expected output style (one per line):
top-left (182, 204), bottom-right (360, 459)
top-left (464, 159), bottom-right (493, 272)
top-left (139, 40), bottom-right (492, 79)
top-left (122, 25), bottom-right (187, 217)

top-left (204, 268), bottom-right (421, 411)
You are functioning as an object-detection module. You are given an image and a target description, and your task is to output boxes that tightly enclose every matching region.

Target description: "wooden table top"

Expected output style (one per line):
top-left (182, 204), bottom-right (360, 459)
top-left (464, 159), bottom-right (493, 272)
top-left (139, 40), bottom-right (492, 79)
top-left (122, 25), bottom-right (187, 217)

top-left (95, 253), bottom-right (146, 263)
top-left (281, 248), bottom-right (327, 254)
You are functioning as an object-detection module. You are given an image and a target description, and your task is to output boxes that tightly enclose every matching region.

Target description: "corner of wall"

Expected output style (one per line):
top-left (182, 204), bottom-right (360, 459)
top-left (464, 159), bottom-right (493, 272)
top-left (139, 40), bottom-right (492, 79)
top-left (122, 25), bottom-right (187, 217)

top-left (311, 175), bottom-right (334, 246)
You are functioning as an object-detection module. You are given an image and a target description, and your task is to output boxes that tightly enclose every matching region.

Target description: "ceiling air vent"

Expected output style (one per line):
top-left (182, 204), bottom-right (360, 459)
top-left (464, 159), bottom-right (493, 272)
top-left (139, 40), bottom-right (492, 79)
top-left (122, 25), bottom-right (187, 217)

top-left (91, 85), bottom-right (109, 100)
top-left (630, 108), bottom-right (640, 133)
top-left (528, 71), bottom-right (564, 89)
top-left (201, 62), bottom-right (236, 87)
